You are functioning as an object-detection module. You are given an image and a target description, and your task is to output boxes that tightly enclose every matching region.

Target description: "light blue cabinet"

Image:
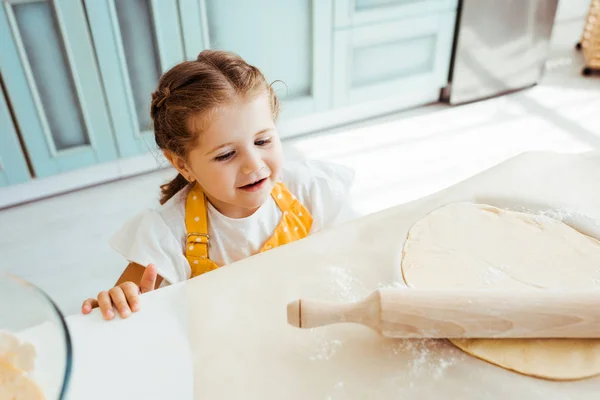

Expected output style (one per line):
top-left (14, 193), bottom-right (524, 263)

top-left (0, 0), bottom-right (459, 202)
top-left (0, 0), bottom-right (117, 178)
top-left (334, 0), bottom-right (458, 27)
top-left (333, 11), bottom-right (456, 106)
top-left (0, 87), bottom-right (30, 186)
top-left (178, 0), bottom-right (209, 59)
top-left (184, 0), bottom-right (333, 119)
top-left (85, 0), bottom-right (185, 158)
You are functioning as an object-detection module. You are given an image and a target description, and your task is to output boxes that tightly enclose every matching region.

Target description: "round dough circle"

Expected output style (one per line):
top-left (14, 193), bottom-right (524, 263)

top-left (401, 202), bottom-right (600, 380)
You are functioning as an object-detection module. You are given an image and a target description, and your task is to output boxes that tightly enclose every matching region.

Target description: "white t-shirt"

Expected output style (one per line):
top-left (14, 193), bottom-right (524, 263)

top-left (109, 160), bottom-right (355, 285)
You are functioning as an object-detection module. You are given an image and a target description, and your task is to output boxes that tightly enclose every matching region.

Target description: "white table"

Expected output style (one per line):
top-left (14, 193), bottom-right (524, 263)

top-left (65, 283), bottom-right (192, 399)
top-left (64, 151), bottom-right (600, 399)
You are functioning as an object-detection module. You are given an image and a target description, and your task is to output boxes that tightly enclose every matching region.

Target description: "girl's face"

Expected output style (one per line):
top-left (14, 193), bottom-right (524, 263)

top-left (170, 92), bottom-right (283, 219)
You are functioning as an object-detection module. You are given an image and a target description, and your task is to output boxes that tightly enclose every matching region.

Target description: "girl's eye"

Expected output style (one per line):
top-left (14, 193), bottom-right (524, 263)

top-left (255, 138), bottom-right (272, 146)
top-left (214, 151), bottom-right (234, 162)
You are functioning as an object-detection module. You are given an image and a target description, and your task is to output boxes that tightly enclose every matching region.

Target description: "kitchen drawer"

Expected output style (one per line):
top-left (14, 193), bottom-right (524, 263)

top-left (332, 11), bottom-right (456, 107)
top-left (334, 0), bottom-right (458, 28)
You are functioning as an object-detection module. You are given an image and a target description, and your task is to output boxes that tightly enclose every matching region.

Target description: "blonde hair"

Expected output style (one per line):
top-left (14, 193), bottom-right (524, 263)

top-left (150, 50), bottom-right (280, 204)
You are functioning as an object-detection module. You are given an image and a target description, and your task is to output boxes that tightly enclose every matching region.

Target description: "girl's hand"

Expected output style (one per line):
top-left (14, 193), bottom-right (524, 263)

top-left (81, 264), bottom-right (158, 320)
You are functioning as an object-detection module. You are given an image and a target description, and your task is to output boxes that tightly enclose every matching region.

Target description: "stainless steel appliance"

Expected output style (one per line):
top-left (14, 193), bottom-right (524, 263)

top-left (443, 0), bottom-right (560, 105)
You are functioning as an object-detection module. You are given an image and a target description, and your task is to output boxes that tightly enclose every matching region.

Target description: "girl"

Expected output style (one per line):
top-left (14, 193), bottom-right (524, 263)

top-left (81, 50), bottom-right (354, 320)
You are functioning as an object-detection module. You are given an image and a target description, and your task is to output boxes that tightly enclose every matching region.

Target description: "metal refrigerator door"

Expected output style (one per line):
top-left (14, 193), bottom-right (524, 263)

top-left (447, 0), bottom-right (559, 105)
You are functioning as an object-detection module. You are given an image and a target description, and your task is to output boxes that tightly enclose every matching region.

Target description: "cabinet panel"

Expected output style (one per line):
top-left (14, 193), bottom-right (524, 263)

top-left (0, 0), bottom-right (117, 178)
top-left (333, 11), bottom-right (456, 106)
top-left (13, 2), bottom-right (89, 150)
top-left (114, 0), bottom-right (161, 134)
top-left (0, 83), bottom-right (30, 186)
top-left (178, 0), bottom-right (209, 60)
top-left (352, 35), bottom-right (436, 87)
top-left (198, 0), bottom-right (333, 118)
top-left (85, 0), bottom-right (185, 157)
top-left (206, 0), bottom-right (312, 98)
top-left (334, 0), bottom-right (457, 27)
top-left (356, 0), bottom-right (421, 9)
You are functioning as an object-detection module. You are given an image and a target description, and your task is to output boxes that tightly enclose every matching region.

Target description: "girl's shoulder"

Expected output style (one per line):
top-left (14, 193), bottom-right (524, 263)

top-left (156, 184), bottom-right (190, 231)
top-left (114, 183), bottom-right (189, 239)
top-left (108, 184), bottom-right (191, 284)
top-left (281, 159), bottom-right (355, 231)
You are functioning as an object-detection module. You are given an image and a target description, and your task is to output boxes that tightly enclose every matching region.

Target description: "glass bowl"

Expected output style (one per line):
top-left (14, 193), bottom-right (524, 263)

top-left (0, 273), bottom-right (72, 399)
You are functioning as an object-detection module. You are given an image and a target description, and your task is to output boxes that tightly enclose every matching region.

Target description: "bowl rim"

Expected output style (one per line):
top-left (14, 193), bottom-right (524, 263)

top-left (1, 273), bottom-right (73, 399)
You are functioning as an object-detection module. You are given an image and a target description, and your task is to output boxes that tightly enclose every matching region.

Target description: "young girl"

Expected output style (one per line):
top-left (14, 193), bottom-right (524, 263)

top-left (81, 50), bottom-right (354, 320)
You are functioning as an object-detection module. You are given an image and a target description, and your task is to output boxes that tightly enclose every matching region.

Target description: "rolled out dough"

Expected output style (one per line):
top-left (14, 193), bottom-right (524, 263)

top-left (401, 202), bottom-right (600, 380)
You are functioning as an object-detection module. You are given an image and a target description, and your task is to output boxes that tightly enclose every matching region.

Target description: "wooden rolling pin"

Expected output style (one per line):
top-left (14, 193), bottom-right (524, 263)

top-left (286, 289), bottom-right (600, 338)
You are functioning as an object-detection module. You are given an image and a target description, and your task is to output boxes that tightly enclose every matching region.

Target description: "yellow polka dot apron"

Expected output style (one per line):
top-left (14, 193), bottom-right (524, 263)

top-left (185, 182), bottom-right (313, 278)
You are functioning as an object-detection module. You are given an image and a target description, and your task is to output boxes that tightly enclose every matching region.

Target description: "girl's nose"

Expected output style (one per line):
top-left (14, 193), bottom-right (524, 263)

top-left (241, 152), bottom-right (264, 175)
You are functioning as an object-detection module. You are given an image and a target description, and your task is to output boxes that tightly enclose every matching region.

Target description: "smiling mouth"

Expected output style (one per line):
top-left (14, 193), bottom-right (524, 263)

top-left (239, 177), bottom-right (267, 190)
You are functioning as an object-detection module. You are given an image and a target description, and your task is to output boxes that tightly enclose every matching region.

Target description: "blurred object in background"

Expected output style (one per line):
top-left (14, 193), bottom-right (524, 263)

top-left (0, 273), bottom-right (72, 399)
top-left (443, 0), bottom-right (560, 104)
top-left (576, 0), bottom-right (600, 76)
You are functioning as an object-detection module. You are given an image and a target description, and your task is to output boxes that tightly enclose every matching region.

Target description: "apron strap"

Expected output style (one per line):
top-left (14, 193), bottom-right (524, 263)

top-left (260, 182), bottom-right (313, 252)
top-left (185, 184), bottom-right (218, 277)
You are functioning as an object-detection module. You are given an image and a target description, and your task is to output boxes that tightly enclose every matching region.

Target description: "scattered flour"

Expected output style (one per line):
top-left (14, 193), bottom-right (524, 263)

top-left (309, 265), bottom-right (463, 395)
top-left (385, 339), bottom-right (465, 382)
top-left (324, 377), bottom-right (345, 400)
top-left (321, 265), bottom-right (369, 302)
top-left (308, 266), bottom-right (361, 362)
top-left (505, 206), bottom-right (600, 287)
top-left (513, 206), bottom-right (600, 230)
top-left (308, 330), bottom-right (343, 362)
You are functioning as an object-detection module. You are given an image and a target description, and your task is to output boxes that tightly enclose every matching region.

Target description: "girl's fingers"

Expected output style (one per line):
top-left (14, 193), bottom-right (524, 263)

top-left (97, 291), bottom-right (114, 320)
top-left (121, 282), bottom-right (141, 312)
top-left (81, 298), bottom-right (98, 314)
top-left (139, 264), bottom-right (158, 294)
top-left (86, 275), bottom-right (151, 321)
top-left (109, 287), bottom-right (131, 319)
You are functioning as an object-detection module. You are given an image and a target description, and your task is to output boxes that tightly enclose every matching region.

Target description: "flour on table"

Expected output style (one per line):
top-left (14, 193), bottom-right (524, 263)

top-left (308, 329), bottom-right (343, 362)
top-left (385, 339), bottom-right (464, 383)
top-left (310, 266), bottom-right (461, 382)
top-left (320, 265), bottom-right (369, 302)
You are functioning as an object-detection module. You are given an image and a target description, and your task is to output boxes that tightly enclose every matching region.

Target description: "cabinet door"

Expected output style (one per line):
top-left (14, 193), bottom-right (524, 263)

top-left (0, 0), bottom-right (117, 178)
top-left (191, 0), bottom-right (333, 119)
top-left (85, 0), bottom-right (185, 157)
top-left (333, 11), bottom-right (456, 107)
top-left (0, 86), bottom-right (30, 186)
top-left (178, 0), bottom-right (209, 59)
top-left (334, 0), bottom-right (458, 27)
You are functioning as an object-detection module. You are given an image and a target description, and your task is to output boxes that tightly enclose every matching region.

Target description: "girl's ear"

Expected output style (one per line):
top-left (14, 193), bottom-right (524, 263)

top-left (163, 150), bottom-right (194, 182)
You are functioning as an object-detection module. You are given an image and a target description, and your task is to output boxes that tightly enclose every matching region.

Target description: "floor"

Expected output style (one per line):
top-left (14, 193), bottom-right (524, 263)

top-left (1, 14), bottom-right (599, 317)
